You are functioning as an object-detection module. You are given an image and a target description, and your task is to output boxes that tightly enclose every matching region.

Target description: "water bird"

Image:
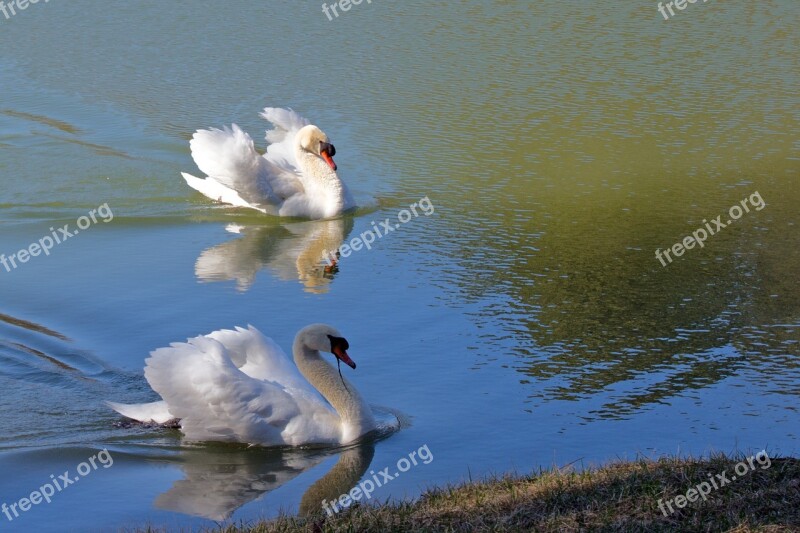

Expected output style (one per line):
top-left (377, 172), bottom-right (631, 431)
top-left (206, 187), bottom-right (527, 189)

top-left (108, 324), bottom-right (385, 446)
top-left (182, 108), bottom-right (354, 219)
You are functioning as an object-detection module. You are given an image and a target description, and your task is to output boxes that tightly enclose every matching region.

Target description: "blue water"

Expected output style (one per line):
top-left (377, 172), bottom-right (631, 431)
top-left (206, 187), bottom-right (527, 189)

top-left (0, 1), bottom-right (798, 531)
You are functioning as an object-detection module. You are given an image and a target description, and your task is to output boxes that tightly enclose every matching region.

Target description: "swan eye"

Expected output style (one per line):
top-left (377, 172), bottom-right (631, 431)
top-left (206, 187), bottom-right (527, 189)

top-left (327, 334), bottom-right (349, 351)
top-left (320, 142), bottom-right (336, 157)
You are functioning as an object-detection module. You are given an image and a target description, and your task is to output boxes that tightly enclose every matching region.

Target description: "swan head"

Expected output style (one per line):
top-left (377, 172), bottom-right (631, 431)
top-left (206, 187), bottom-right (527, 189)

top-left (296, 125), bottom-right (337, 171)
top-left (298, 323), bottom-right (356, 368)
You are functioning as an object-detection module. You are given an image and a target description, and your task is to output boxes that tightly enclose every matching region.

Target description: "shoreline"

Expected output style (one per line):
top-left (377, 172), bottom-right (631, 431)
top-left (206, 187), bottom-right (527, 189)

top-left (199, 452), bottom-right (799, 532)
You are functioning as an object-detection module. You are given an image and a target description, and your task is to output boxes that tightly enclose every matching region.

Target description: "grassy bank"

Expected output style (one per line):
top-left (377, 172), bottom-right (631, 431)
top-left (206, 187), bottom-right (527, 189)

top-left (177, 452), bottom-right (799, 532)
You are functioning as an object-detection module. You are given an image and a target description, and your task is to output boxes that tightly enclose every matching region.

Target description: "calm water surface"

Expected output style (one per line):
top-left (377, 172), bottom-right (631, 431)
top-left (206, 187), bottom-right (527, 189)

top-left (0, 1), bottom-right (798, 531)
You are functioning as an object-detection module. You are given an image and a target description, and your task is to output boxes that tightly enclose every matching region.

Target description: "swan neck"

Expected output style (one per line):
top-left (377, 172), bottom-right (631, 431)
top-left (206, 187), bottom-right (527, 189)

top-left (294, 147), bottom-right (350, 214)
top-left (292, 340), bottom-right (375, 436)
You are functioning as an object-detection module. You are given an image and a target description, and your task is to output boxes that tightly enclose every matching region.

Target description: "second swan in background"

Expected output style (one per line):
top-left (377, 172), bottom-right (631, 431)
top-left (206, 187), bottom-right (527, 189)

top-left (182, 107), bottom-right (355, 219)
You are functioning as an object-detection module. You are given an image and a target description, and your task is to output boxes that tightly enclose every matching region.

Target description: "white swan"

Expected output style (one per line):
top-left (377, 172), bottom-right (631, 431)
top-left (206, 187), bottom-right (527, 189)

top-left (181, 107), bottom-right (355, 219)
top-left (108, 324), bottom-right (379, 446)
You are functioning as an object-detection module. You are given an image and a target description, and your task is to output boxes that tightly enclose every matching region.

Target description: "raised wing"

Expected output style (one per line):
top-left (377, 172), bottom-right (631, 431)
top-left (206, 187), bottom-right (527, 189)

top-left (189, 125), bottom-right (282, 207)
top-left (260, 107), bottom-right (310, 171)
top-left (258, 107), bottom-right (312, 200)
top-left (144, 329), bottom-right (340, 446)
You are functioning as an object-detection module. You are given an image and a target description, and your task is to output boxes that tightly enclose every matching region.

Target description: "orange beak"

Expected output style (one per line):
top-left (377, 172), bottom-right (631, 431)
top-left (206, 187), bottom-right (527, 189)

top-left (332, 346), bottom-right (356, 369)
top-left (321, 150), bottom-right (337, 171)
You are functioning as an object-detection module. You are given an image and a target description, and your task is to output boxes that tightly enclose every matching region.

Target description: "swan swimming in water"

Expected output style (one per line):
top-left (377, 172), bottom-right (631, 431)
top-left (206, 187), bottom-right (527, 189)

top-left (181, 108), bottom-right (355, 219)
top-left (108, 324), bottom-right (383, 446)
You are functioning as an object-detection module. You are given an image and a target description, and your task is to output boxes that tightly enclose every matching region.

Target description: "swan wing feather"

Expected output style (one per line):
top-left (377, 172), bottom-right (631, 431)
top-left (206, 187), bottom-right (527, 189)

top-left (181, 172), bottom-right (271, 213)
top-left (189, 125), bottom-right (281, 207)
top-left (106, 400), bottom-right (175, 424)
top-left (206, 326), bottom-right (313, 390)
top-left (258, 107), bottom-right (312, 200)
top-left (260, 107), bottom-right (310, 170)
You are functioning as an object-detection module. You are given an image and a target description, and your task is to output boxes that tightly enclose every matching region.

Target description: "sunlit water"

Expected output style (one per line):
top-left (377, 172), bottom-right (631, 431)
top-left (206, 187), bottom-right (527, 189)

top-left (1, 1), bottom-right (798, 531)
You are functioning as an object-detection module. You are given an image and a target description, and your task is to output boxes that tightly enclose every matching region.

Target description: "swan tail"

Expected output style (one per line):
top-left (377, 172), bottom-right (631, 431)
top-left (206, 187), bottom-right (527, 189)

top-left (188, 125), bottom-right (278, 206)
top-left (106, 400), bottom-right (176, 425)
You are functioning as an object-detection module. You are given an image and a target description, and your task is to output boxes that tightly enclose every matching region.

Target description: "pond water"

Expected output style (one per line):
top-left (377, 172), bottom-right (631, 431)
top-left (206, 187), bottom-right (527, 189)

top-left (0, 1), bottom-right (798, 531)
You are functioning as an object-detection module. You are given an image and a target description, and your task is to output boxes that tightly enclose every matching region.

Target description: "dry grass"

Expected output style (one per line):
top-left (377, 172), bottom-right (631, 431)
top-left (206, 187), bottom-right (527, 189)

top-left (147, 453), bottom-right (800, 533)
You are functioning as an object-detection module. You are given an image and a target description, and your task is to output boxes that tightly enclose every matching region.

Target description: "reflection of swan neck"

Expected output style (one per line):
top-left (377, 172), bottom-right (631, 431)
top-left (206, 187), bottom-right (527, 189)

top-left (293, 337), bottom-right (375, 442)
top-left (298, 445), bottom-right (375, 516)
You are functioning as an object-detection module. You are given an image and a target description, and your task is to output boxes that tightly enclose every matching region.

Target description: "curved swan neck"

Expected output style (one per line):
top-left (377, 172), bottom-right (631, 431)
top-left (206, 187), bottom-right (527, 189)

top-left (294, 147), bottom-right (350, 215)
top-left (292, 337), bottom-right (375, 434)
top-left (295, 147), bottom-right (340, 185)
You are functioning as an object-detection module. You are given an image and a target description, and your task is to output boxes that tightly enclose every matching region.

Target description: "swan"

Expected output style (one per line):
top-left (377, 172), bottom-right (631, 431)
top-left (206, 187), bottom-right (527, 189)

top-left (181, 107), bottom-right (355, 219)
top-left (108, 324), bottom-right (381, 446)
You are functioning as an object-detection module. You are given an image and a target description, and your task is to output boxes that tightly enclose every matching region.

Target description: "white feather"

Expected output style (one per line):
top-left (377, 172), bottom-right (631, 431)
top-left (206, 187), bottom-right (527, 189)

top-left (182, 172), bottom-right (267, 213)
top-left (105, 400), bottom-right (175, 425)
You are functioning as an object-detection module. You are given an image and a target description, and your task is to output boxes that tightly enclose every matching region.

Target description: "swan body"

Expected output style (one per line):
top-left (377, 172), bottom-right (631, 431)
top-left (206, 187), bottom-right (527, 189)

top-left (182, 107), bottom-right (355, 219)
top-left (108, 324), bottom-right (378, 446)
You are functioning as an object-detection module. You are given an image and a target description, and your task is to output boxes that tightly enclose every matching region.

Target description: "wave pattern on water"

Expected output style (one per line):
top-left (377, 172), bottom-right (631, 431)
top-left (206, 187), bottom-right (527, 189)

top-left (0, 312), bottom-right (154, 451)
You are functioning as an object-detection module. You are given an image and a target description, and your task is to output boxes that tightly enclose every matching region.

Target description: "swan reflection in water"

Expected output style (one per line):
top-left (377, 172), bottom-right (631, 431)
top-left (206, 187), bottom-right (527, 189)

top-left (194, 218), bottom-right (353, 293)
top-left (154, 442), bottom-right (375, 520)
